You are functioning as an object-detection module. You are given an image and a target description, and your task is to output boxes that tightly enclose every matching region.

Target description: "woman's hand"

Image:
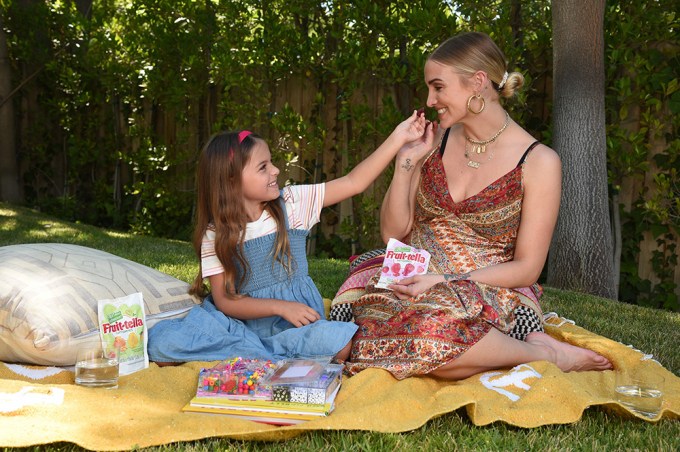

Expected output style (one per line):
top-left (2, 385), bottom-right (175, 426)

top-left (278, 300), bottom-right (321, 327)
top-left (380, 110), bottom-right (437, 241)
top-left (389, 274), bottom-right (445, 300)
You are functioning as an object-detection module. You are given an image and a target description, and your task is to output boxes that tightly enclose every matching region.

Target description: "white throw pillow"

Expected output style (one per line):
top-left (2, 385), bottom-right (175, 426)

top-left (0, 243), bottom-right (201, 365)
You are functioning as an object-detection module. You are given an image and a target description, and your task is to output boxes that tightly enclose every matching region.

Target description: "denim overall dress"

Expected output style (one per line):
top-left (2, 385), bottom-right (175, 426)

top-left (147, 206), bottom-right (357, 363)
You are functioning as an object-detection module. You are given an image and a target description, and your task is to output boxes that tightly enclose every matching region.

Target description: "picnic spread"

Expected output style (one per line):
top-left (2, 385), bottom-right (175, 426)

top-left (1, 315), bottom-right (678, 451)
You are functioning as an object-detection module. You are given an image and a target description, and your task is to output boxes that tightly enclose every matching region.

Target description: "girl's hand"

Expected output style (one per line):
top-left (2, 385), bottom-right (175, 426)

top-left (397, 119), bottom-right (438, 167)
top-left (389, 274), bottom-right (445, 300)
top-left (279, 300), bottom-right (321, 327)
top-left (393, 110), bottom-right (429, 145)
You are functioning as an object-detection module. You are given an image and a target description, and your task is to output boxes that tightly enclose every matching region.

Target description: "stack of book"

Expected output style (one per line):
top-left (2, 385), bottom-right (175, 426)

top-left (182, 357), bottom-right (343, 425)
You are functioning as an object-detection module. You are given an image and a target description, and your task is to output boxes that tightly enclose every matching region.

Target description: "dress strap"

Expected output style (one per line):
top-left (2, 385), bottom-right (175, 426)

top-left (516, 141), bottom-right (541, 167)
top-left (439, 128), bottom-right (452, 156)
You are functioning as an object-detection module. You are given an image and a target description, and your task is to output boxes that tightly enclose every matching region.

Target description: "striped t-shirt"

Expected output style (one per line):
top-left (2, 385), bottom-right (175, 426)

top-left (201, 184), bottom-right (325, 278)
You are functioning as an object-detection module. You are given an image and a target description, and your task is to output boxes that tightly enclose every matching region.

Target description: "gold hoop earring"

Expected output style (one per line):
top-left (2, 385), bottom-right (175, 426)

top-left (467, 94), bottom-right (485, 114)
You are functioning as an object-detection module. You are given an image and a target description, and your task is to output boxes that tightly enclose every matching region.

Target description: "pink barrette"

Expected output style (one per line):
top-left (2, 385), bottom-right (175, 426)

top-left (238, 130), bottom-right (252, 144)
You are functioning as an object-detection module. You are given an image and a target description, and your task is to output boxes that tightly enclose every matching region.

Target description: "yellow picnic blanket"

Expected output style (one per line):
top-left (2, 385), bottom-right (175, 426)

top-left (1, 315), bottom-right (678, 451)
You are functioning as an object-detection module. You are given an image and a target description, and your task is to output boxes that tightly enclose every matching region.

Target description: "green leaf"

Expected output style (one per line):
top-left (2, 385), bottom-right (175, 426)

top-left (650, 223), bottom-right (668, 239)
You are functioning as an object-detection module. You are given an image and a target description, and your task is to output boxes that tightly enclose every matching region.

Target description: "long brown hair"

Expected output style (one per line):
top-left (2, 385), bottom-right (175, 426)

top-left (189, 131), bottom-right (292, 298)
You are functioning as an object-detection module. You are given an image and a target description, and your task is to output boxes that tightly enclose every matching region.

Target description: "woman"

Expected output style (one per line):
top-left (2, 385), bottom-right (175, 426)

top-left (346, 32), bottom-right (612, 380)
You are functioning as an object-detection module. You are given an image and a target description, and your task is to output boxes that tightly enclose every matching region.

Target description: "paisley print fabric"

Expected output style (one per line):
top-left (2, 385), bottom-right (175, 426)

top-left (347, 139), bottom-right (543, 380)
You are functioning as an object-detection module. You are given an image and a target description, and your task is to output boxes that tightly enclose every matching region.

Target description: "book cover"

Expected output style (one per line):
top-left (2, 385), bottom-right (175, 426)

top-left (182, 385), bottom-right (341, 425)
top-left (181, 406), bottom-right (309, 425)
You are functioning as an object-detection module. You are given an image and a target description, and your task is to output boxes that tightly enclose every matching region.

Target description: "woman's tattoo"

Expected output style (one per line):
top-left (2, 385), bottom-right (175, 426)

top-left (400, 158), bottom-right (414, 172)
top-left (444, 272), bottom-right (471, 282)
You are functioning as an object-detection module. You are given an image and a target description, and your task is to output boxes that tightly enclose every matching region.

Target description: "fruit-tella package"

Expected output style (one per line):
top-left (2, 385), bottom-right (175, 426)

top-left (98, 292), bottom-right (149, 375)
top-left (375, 238), bottom-right (431, 289)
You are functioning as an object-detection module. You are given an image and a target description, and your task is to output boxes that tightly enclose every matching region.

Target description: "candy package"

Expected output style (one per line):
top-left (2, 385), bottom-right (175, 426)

top-left (375, 238), bottom-right (431, 289)
top-left (98, 292), bottom-right (148, 376)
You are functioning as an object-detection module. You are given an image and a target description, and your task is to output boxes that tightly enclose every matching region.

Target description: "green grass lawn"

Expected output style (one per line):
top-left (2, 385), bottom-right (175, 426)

top-left (1, 203), bottom-right (679, 451)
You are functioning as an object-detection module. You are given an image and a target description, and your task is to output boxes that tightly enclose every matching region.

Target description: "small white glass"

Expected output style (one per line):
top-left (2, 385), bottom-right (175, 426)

top-left (615, 372), bottom-right (664, 419)
top-left (75, 341), bottom-right (119, 389)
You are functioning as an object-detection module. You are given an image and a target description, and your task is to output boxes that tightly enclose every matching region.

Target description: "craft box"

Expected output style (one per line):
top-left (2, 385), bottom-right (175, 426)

top-left (196, 358), bottom-right (277, 400)
top-left (263, 360), bottom-right (343, 405)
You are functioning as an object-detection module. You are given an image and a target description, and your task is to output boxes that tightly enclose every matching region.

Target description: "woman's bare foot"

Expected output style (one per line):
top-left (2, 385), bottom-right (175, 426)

top-left (526, 332), bottom-right (612, 372)
top-left (333, 341), bottom-right (352, 363)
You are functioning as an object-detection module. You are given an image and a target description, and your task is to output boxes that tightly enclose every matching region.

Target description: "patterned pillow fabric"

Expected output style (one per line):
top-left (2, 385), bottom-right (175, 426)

top-left (329, 248), bottom-right (385, 322)
top-left (0, 243), bottom-right (201, 365)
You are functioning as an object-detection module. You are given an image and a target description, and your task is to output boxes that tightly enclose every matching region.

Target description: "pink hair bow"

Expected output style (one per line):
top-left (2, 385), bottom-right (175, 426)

top-left (238, 130), bottom-right (252, 143)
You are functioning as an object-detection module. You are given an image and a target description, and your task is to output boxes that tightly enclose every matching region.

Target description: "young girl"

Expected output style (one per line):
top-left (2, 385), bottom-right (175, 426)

top-left (147, 111), bottom-right (434, 364)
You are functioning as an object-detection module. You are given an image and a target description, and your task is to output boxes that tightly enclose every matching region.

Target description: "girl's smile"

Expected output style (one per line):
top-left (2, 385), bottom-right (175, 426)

top-left (241, 140), bottom-right (280, 220)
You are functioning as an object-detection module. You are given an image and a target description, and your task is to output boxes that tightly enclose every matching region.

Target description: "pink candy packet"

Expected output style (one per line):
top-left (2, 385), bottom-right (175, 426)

top-left (375, 238), bottom-right (431, 289)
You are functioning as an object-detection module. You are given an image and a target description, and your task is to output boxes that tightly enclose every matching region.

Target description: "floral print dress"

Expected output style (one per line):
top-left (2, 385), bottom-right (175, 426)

top-left (347, 133), bottom-right (542, 380)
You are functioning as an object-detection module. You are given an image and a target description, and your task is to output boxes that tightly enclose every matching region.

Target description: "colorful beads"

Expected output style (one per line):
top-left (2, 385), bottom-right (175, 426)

top-left (196, 357), bottom-right (276, 399)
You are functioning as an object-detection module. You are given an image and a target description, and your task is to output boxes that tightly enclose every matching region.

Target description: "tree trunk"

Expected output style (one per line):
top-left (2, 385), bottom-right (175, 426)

top-left (0, 13), bottom-right (22, 203)
top-left (510, 0), bottom-right (523, 50)
top-left (547, 0), bottom-right (616, 299)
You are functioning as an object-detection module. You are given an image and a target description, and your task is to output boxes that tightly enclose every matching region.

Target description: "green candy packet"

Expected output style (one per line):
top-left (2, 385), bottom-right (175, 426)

top-left (97, 292), bottom-right (149, 375)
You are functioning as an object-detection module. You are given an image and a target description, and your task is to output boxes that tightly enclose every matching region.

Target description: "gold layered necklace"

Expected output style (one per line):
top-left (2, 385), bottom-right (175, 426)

top-left (464, 111), bottom-right (510, 169)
